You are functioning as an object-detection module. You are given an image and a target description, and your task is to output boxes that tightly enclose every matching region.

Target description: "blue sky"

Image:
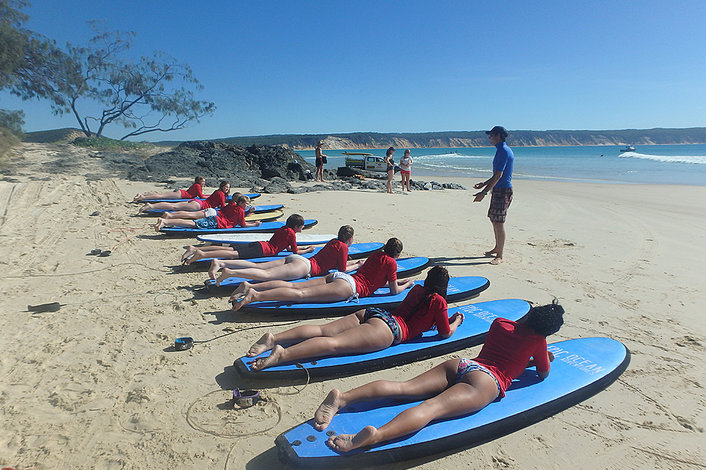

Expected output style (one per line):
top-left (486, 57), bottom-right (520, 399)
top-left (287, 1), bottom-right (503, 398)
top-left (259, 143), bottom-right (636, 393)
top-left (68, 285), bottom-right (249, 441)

top-left (2, 0), bottom-right (705, 141)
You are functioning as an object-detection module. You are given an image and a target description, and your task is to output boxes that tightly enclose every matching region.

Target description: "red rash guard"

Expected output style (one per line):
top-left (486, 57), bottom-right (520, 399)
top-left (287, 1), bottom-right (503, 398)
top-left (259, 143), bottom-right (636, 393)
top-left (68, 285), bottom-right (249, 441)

top-left (216, 204), bottom-right (245, 229)
top-left (473, 318), bottom-right (550, 397)
top-left (309, 239), bottom-right (349, 276)
top-left (259, 226), bottom-right (297, 256)
top-left (199, 190), bottom-right (226, 209)
top-left (392, 284), bottom-right (449, 342)
top-left (351, 251), bottom-right (397, 298)
top-left (180, 183), bottom-right (204, 199)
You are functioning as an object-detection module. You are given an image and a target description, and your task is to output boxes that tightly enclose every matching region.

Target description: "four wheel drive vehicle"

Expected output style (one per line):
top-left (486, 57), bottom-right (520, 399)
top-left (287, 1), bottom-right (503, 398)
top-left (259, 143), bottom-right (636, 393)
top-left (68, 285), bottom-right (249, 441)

top-left (343, 152), bottom-right (389, 172)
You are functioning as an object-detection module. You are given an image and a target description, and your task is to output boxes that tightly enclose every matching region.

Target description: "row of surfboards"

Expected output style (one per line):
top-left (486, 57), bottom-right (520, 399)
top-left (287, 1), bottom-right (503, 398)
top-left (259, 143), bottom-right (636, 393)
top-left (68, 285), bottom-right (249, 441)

top-left (141, 194), bottom-right (629, 467)
top-left (186, 243), bottom-right (629, 467)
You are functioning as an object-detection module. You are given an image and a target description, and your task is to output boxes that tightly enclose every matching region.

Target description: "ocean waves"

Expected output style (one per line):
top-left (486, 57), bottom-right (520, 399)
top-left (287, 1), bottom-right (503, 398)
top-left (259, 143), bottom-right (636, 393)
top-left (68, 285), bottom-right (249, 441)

top-left (619, 152), bottom-right (706, 165)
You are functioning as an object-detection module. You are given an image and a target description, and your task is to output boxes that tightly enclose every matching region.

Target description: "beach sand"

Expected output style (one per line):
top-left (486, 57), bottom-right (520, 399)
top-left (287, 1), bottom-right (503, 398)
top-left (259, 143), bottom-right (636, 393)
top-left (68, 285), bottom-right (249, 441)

top-left (1, 143), bottom-right (704, 469)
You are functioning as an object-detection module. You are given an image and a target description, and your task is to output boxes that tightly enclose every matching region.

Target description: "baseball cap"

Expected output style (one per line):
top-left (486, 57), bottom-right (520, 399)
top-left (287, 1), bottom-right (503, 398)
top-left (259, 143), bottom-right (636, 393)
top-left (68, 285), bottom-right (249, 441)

top-left (485, 126), bottom-right (508, 138)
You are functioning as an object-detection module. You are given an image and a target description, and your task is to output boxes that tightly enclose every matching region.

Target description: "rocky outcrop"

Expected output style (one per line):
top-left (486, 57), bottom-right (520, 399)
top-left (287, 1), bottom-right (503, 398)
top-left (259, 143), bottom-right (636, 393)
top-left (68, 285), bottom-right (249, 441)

top-left (127, 141), bottom-right (321, 187)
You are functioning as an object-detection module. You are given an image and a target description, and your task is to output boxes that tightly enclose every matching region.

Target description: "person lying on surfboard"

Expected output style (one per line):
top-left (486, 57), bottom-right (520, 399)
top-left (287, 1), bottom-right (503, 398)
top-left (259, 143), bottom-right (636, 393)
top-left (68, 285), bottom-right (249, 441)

top-left (154, 194), bottom-right (260, 232)
top-left (154, 192), bottom-right (254, 221)
top-left (314, 300), bottom-right (564, 454)
top-left (209, 225), bottom-right (364, 285)
top-left (230, 237), bottom-right (414, 312)
top-left (139, 180), bottom-right (230, 213)
top-left (133, 176), bottom-right (206, 202)
top-left (245, 266), bottom-right (463, 371)
top-left (181, 214), bottom-right (315, 264)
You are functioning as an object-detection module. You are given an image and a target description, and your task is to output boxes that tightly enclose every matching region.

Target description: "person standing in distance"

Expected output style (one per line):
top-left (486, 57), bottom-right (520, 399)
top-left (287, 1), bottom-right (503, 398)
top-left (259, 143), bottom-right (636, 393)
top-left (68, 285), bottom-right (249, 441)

top-left (315, 141), bottom-right (327, 182)
top-left (473, 126), bottom-right (514, 265)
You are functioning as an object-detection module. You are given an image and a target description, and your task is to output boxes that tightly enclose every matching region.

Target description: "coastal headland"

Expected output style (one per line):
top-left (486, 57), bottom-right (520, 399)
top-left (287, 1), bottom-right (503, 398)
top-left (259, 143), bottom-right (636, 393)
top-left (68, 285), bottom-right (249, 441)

top-left (0, 142), bottom-right (704, 469)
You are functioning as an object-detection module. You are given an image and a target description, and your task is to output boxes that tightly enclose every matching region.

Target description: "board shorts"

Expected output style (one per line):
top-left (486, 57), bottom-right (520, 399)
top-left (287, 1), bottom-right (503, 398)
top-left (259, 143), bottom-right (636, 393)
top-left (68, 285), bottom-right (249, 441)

top-left (399, 169), bottom-right (410, 175)
top-left (235, 241), bottom-right (264, 259)
top-left (363, 306), bottom-right (402, 345)
top-left (203, 207), bottom-right (218, 217)
top-left (456, 358), bottom-right (501, 395)
top-left (329, 271), bottom-right (357, 300)
top-left (194, 216), bottom-right (218, 229)
top-left (285, 253), bottom-right (312, 275)
top-left (488, 187), bottom-right (513, 223)
top-left (315, 157), bottom-right (323, 168)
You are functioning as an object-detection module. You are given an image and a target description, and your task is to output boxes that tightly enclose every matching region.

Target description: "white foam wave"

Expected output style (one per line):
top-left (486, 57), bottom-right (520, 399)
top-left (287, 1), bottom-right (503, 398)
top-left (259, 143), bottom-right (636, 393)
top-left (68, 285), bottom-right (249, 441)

top-left (619, 152), bottom-right (706, 165)
top-left (414, 153), bottom-right (488, 161)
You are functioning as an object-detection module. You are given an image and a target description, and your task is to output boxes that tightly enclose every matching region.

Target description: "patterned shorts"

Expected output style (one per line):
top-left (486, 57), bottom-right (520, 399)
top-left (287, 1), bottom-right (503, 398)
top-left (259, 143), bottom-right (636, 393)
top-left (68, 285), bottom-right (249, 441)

top-left (455, 358), bottom-right (501, 395)
top-left (364, 307), bottom-right (402, 345)
top-left (195, 216), bottom-right (218, 229)
top-left (488, 187), bottom-right (513, 223)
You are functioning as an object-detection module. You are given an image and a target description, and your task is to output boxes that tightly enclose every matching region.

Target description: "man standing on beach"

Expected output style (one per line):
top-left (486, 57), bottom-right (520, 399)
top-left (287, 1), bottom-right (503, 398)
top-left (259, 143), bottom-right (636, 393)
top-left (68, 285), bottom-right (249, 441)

top-left (473, 126), bottom-right (514, 265)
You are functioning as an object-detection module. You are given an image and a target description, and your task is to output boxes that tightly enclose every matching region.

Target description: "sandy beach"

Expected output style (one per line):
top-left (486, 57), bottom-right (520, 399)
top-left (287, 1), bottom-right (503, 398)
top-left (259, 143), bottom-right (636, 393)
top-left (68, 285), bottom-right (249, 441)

top-left (1, 143), bottom-right (704, 469)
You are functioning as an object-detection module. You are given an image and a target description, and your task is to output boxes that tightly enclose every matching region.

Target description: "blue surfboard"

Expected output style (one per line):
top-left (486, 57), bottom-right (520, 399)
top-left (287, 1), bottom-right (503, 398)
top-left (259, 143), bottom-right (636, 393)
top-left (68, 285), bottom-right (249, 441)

top-left (142, 204), bottom-right (283, 215)
top-left (188, 242), bottom-right (385, 266)
top-left (206, 257), bottom-right (430, 292)
top-left (160, 219), bottom-right (318, 235)
top-left (235, 299), bottom-right (530, 380)
top-left (237, 276), bottom-right (490, 316)
top-left (275, 337), bottom-right (630, 468)
top-left (137, 192), bottom-right (261, 203)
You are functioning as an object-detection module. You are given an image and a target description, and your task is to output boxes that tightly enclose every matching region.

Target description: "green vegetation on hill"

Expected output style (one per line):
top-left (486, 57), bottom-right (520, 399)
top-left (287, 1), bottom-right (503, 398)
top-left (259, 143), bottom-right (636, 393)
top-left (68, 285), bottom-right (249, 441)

top-left (157, 127), bottom-right (706, 149)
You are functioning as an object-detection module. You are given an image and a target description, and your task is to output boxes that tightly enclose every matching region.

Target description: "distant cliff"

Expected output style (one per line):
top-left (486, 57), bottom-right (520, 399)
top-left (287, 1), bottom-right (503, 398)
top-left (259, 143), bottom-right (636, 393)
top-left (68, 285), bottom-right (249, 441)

top-left (205, 128), bottom-right (706, 149)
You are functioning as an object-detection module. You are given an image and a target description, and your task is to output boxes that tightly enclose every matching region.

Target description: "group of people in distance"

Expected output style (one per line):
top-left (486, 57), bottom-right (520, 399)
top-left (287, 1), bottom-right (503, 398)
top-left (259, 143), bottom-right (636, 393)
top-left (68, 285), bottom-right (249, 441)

top-left (144, 125), bottom-right (560, 456)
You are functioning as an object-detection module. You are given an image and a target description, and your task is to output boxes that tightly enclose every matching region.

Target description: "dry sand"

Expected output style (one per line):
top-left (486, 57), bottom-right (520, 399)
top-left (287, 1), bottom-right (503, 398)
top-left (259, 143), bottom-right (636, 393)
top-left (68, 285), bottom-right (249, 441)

top-left (1, 143), bottom-right (704, 469)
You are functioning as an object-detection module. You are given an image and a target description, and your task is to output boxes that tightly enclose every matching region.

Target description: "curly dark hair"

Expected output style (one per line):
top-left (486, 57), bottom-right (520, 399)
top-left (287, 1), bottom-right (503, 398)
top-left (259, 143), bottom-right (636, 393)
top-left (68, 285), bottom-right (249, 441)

top-left (423, 265), bottom-right (449, 299)
top-left (383, 237), bottom-right (403, 257)
top-left (526, 299), bottom-right (565, 337)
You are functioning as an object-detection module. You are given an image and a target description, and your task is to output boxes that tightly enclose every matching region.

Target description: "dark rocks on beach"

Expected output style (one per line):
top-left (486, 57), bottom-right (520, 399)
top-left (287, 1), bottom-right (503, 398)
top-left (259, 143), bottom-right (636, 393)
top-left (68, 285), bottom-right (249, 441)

top-left (127, 141), bottom-right (316, 188)
top-left (120, 140), bottom-right (465, 194)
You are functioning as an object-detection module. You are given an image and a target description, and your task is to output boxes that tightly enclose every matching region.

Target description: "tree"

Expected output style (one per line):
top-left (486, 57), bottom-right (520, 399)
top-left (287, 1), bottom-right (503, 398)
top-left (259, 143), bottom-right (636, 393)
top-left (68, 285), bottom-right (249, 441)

top-left (39, 25), bottom-right (215, 140)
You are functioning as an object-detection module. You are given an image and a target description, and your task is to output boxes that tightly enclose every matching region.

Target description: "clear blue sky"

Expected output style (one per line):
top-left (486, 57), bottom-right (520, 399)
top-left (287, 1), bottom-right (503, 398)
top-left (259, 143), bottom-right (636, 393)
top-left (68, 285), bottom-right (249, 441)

top-left (2, 0), bottom-right (705, 141)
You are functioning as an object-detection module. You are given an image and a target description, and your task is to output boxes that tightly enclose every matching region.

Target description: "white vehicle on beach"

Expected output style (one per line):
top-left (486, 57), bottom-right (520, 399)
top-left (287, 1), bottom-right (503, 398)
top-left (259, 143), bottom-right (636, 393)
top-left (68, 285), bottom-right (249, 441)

top-left (344, 152), bottom-right (388, 172)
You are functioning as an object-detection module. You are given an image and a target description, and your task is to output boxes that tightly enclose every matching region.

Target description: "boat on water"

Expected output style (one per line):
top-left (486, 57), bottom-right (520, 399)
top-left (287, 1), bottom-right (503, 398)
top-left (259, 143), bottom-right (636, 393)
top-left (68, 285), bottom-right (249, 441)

top-left (619, 145), bottom-right (636, 153)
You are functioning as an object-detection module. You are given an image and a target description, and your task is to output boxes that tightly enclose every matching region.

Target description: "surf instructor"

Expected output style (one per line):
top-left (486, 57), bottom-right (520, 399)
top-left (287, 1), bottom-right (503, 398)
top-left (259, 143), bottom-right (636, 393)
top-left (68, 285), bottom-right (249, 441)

top-left (473, 125), bottom-right (514, 265)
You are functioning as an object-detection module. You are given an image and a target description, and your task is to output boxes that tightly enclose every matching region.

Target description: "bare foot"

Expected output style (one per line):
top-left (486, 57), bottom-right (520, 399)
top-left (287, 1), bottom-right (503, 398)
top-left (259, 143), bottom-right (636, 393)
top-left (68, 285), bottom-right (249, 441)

top-left (154, 218), bottom-right (165, 232)
top-left (247, 332), bottom-right (275, 357)
top-left (133, 193), bottom-right (143, 202)
top-left (181, 246), bottom-right (196, 262)
top-left (250, 344), bottom-right (285, 371)
top-left (185, 249), bottom-right (204, 265)
top-left (326, 425), bottom-right (378, 453)
top-left (230, 281), bottom-right (251, 301)
top-left (231, 288), bottom-right (255, 312)
top-left (490, 257), bottom-right (503, 265)
top-left (208, 259), bottom-right (224, 280)
top-left (484, 249), bottom-right (498, 257)
top-left (139, 203), bottom-right (152, 213)
top-left (314, 389), bottom-right (345, 431)
top-left (216, 268), bottom-right (234, 286)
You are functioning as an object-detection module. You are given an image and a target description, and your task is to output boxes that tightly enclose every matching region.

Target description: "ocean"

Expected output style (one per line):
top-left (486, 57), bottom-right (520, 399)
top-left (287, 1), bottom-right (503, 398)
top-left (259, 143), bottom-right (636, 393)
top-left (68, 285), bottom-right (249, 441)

top-left (298, 144), bottom-right (706, 186)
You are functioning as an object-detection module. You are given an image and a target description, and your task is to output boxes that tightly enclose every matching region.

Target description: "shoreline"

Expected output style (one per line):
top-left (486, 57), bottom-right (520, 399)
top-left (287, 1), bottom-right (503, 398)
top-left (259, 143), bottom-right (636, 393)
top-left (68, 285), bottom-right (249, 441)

top-left (0, 143), bottom-right (704, 469)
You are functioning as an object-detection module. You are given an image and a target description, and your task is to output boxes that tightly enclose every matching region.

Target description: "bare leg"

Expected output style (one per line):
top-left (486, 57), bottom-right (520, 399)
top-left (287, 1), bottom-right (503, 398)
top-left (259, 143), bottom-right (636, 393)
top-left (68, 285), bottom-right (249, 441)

top-left (156, 217), bottom-right (197, 230)
top-left (217, 258), bottom-right (307, 285)
top-left (186, 247), bottom-right (244, 264)
top-left (141, 201), bottom-right (202, 213)
top-left (490, 221), bottom-right (506, 265)
top-left (134, 190), bottom-right (182, 202)
top-left (162, 210), bottom-right (206, 220)
top-left (231, 277), bottom-right (352, 312)
top-left (325, 360), bottom-right (499, 452)
top-left (250, 318), bottom-right (393, 370)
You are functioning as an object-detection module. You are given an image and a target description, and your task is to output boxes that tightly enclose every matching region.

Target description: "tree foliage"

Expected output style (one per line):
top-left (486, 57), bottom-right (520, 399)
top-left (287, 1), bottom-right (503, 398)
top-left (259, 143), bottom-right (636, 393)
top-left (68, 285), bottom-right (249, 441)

top-left (2, 3), bottom-right (215, 140)
top-left (38, 25), bottom-right (215, 140)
